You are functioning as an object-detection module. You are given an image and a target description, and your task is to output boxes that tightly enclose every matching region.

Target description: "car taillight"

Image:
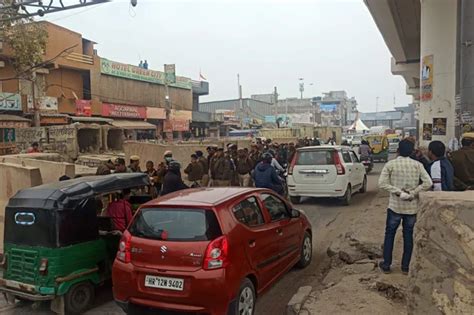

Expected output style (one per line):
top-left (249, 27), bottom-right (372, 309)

top-left (333, 151), bottom-right (345, 175)
top-left (39, 258), bottom-right (48, 275)
top-left (288, 153), bottom-right (298, 175)
top-left (203, 236), bottom-right (229, 270)
top-left (117, 231), bottom-right (132, 263)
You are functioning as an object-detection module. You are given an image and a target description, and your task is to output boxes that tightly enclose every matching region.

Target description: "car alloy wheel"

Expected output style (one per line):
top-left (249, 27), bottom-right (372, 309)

top-left (237, 279), bottom-right (255, 315)
top-left (296, 232), bottom-right (312, 268)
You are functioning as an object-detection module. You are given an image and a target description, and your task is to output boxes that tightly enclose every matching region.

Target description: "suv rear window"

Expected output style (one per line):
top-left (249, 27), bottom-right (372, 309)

top-left (129, 208), bottom-right (222, 242)
top-left (297, 150), bottom-right (334, 165)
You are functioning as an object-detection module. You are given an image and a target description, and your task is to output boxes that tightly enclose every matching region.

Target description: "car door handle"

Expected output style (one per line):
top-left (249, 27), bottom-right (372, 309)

top-left (276, 229), bottom-right (283, 236)
top-left (248, 240), bottom-right (256, 248)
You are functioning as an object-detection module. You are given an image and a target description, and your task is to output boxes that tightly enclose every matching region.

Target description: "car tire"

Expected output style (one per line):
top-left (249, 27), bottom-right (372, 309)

top-left (232, 278), bottom-right (256, 315)
top-left (290, 196), bottom-right (301, 204)
top-left (64, 281), bottom-right (95, 315)
top-left (296, 232), bottom-right (312, 268)
top-left (341, 185), bottom-right (351, 206)
top-left (359, 176), bottom-right (367, 193)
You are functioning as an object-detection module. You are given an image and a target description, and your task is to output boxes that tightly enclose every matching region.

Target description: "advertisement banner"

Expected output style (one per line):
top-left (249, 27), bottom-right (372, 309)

top-left (421, 55), bottom-right (433, 101)
top-left (102, 103), bottom-right (146, 119)
top-left (100, 58), bottom-right (191, 89)
top-left (320, 104), bottom-right (338, 113)
top-left (432, 118), bottom-right (447, 136)
top-left (170, 109), bottom-right (192, 121)
top-left (0, 93), bottom-right (21, 111)
top-left (75, 100), bottom-right (92, 117)
top-left (422, 123), bottom-right (432, 141)
top-left (164, 64), bottom-right (176, 84)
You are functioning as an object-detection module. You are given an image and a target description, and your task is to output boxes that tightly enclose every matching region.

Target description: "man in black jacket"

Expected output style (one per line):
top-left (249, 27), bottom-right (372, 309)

top-left (161, 161), bottom-right (188, 195)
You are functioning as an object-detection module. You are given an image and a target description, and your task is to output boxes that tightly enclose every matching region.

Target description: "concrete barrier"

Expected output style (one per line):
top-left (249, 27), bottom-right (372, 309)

top-left (407, 191), bottom-right (474, 314)
top-left (0, 163), bottom-right (42, 252)
top-left (1, 156), bottom-right (75, 183)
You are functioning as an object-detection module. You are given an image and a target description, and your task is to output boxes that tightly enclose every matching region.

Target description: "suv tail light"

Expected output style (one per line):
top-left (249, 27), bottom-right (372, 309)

top-left (39, 258), bottom-right (48, 275)
top-left (288, 153), bottom-right (298, 175)
top-left (203, 236), bottom-right (229, 270)
top-left (333, 151), bottom-right (345, 175)
top-left (117, 231), bottom-right (132, 263)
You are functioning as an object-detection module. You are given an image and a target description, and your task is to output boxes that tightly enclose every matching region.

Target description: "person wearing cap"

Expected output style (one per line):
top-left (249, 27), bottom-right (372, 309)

top-left (128, 155), bottom-right (141, 172)
top-left (211, 147), bottom-right (232, 187)
top-left (236, 149), bottom-right (253, 187)
top-left (249, 143), bottom-right (262, 168)
top-left (156, 150), bottom-right (175, 192)
top-left (96, 159), bottom-right (115, 175)
top-left (184, 154), bottom-right (204, 187)
top-left (450, 132), bottom-right (474, 190)
top-left (196, 150), bottom-right (210, 187)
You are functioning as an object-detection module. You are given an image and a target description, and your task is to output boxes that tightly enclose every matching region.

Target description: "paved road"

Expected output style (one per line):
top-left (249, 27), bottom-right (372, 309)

top-left (1, 163), bottom-right (385, 315)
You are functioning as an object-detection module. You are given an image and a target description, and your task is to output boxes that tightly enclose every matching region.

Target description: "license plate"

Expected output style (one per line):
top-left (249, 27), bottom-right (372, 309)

top-left (305, 173), bottom-right (323, 177)
top-left (144, 275), bottom-right (184, 291)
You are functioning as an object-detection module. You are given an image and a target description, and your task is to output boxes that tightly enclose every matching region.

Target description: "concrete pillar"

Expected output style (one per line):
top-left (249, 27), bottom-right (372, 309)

top-left (419, 0), bottom-right (458, 146)
top-left (459, 0), bottom-right (474, 134)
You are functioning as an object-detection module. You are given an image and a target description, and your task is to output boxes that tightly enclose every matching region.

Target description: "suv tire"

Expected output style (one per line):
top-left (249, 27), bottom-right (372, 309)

top-left (341, 185), bottom-right (351, 206)
top-left (359, 176), bottom-right (367, 193)
top-left (290, 196), bottom-right (301, 204)
top-left (296, 232), bottom-right (312, 268)
top-left (231, 278), bottom-right (256, 315)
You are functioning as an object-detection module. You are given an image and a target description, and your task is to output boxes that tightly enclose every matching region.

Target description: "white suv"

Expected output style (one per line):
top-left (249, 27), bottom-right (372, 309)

top-left (287, 146), bottom-right (367, 205)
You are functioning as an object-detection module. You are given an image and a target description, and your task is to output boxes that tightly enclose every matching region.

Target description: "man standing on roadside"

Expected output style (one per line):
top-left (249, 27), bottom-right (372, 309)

top-left (236, 149), bottom-right (253, 187)
top-left (450, 132), bottom-right (474, 190)
top-left (378, 139), bottom-right (432, 275)
top-left (427, 141), bottom-right (454, 191)
top-left (211, 148), bottom-right (232, 187)
top-left (196, 150), bottom-right (210, 187)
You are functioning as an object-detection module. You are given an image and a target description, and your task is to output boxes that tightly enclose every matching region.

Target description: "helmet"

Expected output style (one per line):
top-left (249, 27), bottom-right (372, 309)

top-left (168, 161), bottom-right (181, 171)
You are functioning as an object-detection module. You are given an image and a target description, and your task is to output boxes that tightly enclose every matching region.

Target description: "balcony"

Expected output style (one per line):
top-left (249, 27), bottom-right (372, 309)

top-left (64, 52), bottom-right (94, 65)
top-left (191, 80), bottom-right (209, 96)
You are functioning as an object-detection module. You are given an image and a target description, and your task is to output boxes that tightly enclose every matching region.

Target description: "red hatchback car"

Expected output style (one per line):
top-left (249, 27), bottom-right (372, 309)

top-left (112, 187), bottom-right (312, 315)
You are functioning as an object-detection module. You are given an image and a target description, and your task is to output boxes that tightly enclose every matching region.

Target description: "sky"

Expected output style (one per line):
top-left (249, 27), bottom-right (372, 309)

top-left (42, 0), bottom-right (412, 112)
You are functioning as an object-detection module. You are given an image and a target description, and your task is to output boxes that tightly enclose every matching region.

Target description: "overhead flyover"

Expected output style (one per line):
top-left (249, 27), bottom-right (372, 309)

top-left (364, 0), bottom-right (421, 92)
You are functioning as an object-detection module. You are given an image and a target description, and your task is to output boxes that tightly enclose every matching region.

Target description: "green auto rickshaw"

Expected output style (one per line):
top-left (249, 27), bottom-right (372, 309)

top-left (364, 135), bottom-right (389, 162)
top-left (0, 173), bottom-right (151, 314)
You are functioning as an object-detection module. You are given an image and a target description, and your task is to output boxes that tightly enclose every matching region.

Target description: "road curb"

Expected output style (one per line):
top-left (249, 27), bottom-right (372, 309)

top-left (286, 285), bottom-right (312, 315)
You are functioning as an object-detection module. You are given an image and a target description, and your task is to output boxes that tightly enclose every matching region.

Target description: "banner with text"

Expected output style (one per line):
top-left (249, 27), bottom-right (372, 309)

top-left (102, 103), bottom-right (146, 119)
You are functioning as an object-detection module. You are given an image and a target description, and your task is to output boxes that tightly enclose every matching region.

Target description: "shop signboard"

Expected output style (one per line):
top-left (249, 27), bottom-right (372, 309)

top-left (170, 109), bottom-right (192, 121)
top-left (421, 55), bottom-right (433, 101)
top-left (27, 96), bottom-right (59, 113)
top-left (146, 107), bottom-right (167, 120)
top-left (163, 119), bottom-right (189, 132)
top-left (75, 100), bottom-right (92, 117)
top-left (0, 120), bottom-right (29, 128)
top-left (0, 93), bottom-right (21, 111)
top-left (102, 103), bottom-right (146, 119)
top-left (100, 58), bottom-right (192, 89)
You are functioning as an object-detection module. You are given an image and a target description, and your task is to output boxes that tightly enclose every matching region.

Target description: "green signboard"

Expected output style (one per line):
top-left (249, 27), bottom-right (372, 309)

top-left (100, 58), bottom-right (191, 90)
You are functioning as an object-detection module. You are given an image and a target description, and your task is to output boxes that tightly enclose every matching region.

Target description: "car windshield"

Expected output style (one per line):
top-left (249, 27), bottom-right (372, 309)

top-left (129, 208), bottom-right (222, 242)
top-left (297, 150), bottom-right (334, 165)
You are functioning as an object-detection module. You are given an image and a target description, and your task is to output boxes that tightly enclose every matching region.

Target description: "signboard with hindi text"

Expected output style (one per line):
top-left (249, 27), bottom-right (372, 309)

top-left (100, 58), bottom-right (191, 90)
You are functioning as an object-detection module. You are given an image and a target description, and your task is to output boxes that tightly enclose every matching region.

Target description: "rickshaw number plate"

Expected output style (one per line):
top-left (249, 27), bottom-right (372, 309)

top-left (144, 275), bottom-right (184, 291)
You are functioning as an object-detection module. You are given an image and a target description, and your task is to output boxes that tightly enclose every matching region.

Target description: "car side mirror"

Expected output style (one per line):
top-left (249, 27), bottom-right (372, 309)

top-left (291, 209), bottom-right (300, 218)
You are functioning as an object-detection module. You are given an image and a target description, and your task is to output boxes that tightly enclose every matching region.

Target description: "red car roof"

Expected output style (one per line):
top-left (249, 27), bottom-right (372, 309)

top-left (143, 187), bottom-right (264, 208)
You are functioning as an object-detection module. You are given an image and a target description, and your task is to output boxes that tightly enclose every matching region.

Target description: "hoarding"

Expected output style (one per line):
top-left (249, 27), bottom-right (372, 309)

top-left (320, 103), bottom-right (338, 113)
top-left (0, 93), bottom-right (21, 111)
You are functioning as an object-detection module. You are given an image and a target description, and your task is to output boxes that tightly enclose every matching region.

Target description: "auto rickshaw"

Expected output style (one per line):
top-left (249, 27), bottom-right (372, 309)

top-left (364, 135), bottom-right (389, 162)
top-left (0, 173), bottom-right (151, 314)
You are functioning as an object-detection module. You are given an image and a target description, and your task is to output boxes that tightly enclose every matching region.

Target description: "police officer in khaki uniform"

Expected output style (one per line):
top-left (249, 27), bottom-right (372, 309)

top-left (450, 132), bottom-right (474, 190)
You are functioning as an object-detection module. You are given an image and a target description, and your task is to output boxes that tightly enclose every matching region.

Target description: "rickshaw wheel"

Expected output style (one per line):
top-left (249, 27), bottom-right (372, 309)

top-left (65, 281), bottom-right (95, 314)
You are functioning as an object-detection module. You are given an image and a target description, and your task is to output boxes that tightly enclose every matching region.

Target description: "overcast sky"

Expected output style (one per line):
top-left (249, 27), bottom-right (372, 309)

top-left (44, 0), bottom-right (411, 112)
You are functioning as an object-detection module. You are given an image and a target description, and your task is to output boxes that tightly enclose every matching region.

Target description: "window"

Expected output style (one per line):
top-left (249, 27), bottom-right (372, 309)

top-left (297, 150), bottom-right (334, 165)
top-left (261, 194), bottom-right (289, 221)
top-left (129, 208), bottom-right (222, 241)
top-left (233, 197), bottom-right (265, 227)
top-left (342, 151), bottom-right (352, 163)
top-left (350, 152), bottom-right (359, 163)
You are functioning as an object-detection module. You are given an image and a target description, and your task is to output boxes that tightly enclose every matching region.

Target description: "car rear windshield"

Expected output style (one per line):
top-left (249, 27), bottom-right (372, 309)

top-left (129, 208), bottom-right (222, 242)
top-left (297, 150), bottom-right (334, 165)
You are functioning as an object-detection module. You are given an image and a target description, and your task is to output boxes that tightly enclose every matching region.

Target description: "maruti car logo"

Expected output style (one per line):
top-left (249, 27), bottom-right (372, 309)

top-left (160, 245), bottom-right (168, 253)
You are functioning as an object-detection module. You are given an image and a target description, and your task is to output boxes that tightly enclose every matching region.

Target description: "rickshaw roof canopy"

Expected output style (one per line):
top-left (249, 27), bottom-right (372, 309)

top-left (7, 173), bottom-right (149, 210)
